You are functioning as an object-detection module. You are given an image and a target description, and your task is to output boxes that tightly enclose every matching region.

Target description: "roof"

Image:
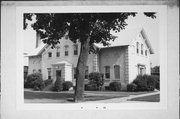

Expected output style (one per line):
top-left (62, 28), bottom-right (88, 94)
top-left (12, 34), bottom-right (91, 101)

top-left (94, 27), bottom-right (154, 54)
top-left (28, 27), bottom-right (154, 56)
top-left (28, 43), bottom-right (47, 56)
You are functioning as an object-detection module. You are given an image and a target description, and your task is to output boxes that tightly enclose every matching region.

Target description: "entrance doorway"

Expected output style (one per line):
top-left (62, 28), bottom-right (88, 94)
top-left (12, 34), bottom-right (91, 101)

top-left (56, 70), bottom-right (61, 80)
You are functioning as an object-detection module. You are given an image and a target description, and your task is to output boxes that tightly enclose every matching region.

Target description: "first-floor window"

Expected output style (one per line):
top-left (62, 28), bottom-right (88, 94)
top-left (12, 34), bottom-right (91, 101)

top-left (74, 67), bottom-right (77, 79)
top-left (105, 66), bottom-right (110, 79)
top-left (33, 69), bottom-right (36, 73)
top-left (138, 66), bottom-right (146, 75)
top-left (47, 68), bottom-right (51, 79)
top-left (85, 66), bottom-right (89, 79)
top-left (114, 65), bottom-right (120, 79)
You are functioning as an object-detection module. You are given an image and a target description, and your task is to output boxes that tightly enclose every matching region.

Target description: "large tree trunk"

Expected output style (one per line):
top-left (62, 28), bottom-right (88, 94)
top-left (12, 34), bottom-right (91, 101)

top-left (74, 37), bottom-right (90, 102)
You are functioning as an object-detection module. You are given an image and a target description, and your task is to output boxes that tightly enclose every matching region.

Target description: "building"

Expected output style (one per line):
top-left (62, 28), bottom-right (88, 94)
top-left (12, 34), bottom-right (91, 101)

top-left (27, 27), bottom-right (154, 90)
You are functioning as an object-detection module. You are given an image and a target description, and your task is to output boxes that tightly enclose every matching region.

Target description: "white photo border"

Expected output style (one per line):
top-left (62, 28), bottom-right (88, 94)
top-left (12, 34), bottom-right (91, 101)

top-left (16, 5), bottom-right (167, 110)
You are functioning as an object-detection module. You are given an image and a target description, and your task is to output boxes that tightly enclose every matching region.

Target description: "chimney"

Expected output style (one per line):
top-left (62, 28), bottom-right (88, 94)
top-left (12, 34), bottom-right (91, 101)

top-left (36, 31), bottom-right (41, 48)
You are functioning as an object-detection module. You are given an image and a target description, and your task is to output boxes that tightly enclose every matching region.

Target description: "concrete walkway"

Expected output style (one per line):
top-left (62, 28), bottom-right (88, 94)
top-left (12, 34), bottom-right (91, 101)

top-left (84, 91), bottom-right (160, 103)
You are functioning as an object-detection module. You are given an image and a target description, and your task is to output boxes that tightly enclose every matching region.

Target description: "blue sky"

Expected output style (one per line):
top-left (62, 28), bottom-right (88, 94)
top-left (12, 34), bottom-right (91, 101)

top-left (24, 12), bottom-right (159, 67)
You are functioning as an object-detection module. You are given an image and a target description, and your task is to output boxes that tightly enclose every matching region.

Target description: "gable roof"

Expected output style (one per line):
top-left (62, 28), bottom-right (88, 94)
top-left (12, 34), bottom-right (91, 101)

top-left (28, 27), bottom-right (154, 57)
top-left (28, 43), bottom-right (47, 56)
top-left (94, 27), bottom-right (154, 54)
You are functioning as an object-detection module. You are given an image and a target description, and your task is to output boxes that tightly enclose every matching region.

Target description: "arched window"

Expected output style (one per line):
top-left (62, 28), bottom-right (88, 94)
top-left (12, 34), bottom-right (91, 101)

top-left (141, 44), bottom-right (143, 55)
top-left (64, 45), bottom-right (69, 56)
top-left (114, 65), bottom-right (120, 79)
top-left (136, 42), bottom-right (139, 54)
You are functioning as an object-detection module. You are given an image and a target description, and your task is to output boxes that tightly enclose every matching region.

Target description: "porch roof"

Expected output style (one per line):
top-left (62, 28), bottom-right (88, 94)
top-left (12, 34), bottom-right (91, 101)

top-left (52, 61), bottom-right (72, 66)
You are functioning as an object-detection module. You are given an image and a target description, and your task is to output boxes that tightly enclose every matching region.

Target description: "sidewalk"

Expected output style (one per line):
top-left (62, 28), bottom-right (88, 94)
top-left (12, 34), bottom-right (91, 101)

top-left (84, 91), bottom-right (160, 103)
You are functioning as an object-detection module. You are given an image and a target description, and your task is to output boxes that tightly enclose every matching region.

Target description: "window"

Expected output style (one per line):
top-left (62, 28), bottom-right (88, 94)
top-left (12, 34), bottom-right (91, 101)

top-left (114, 65), bottom-right (120, 79)
top-left (33, 69), bottom-right (36, 73)
top-left (138, 65), bottom-right (146, 75)
top-left (105, 66), bottom-right (110, 79)
top-left (48, 52), bottom-right (52, 57)
top-left (136, 42), bottom-right (139, 54)
top-left (64, 45), bottom-right (69, 56)
top-left (74, 44), bottom-right (78, 55)
top-left (85, 66), bottom-right (89, 79)
top-left (145, 50), bottom-right (148, 56)
top-left (47, 68), bottom-right (51, 79)
top-left (74, 67), bottom-right (77, 79)
top-left (141, 44), bottom-right (143, 55)
top-left (56, 46), bottom-right (60, 57)
top-left (38, 69), bottom-right (41, 73)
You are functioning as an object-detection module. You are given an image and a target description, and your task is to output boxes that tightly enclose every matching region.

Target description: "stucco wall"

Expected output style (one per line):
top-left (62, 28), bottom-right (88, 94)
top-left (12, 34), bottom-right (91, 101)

top-left (98, 46), bottom-right (127, 88)
top-left (128, 33), bottom-right (151, 83)
top-left (40, 37), bottom-right (95, 81)
top-left (28, 56), bottom-right (41, 74)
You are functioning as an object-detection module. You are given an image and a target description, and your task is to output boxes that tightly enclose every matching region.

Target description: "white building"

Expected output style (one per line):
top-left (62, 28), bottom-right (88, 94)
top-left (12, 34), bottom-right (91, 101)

top-left (27, 27), bottom-right (154, 90)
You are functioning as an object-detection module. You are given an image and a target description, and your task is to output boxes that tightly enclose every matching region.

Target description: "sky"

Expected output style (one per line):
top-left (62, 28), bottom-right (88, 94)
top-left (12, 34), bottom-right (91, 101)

top-left (24, 12), bottom-right (159, 67)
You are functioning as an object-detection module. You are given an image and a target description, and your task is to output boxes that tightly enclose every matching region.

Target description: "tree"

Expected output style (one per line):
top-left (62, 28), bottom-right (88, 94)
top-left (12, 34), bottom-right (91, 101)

top-left (24, 12), bottom-right (156, 102)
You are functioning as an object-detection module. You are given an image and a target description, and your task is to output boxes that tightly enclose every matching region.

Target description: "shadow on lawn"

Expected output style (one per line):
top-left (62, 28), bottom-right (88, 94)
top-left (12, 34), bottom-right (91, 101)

top-left (24, 91), bottom-right (127, 102)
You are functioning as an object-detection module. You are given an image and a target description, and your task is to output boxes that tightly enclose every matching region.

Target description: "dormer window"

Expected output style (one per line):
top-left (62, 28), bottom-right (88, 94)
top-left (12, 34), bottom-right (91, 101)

top-left (48, 52), bottom-right (52, 57)
top-left (74, 44), bottom-right (78, 55)
top-left (141, 44), bottom-right (143, 55)
top-left (136, 42), bottom-right (139, 54)
top-left (64, 45), bottom-right (69, 56)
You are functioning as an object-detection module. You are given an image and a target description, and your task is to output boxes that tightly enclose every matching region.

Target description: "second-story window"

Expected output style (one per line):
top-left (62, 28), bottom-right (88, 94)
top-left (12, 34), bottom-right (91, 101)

top-left (64, 45), bottom-right (69, 56)
top-left (74, 44), bottom-right (78, 55)
top-left (145, 50), bottom-right (148, 56)
top-left (141, 44), bottom-right (144, 55)
top-left (48, 52), bottom-right (52, 58)
top-left (136, 42), bottom-right (139, 54)
top-left (56, 46), bottom-right (60, 57)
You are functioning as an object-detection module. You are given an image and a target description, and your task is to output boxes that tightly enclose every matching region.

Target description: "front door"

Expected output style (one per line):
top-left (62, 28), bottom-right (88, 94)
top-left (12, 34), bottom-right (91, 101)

top-left (56, 70), bottom-right (61, 80)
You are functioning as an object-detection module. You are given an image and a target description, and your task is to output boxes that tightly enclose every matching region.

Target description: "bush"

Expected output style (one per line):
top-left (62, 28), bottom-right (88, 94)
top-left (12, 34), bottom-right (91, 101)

top-left (62, 81), bottom-right (73, 91)
top-left (24, 73), bottom-right (45, 90)
top-left (132, 74), bottom-right (158, 91)
top-left (153, 75), bottom-right (160, 90)
top-left (53, 77), bottom-right (63, 92)
top-left (127, 83), bottom-right (137, 92)
top-left (44, 79), bottom-right (53, 86)
top-left (84, 84), bottom-right (98, 91)
top-left (88, 72), bottom-right (104, 91)
top-left (109, 81), bottom-right (121, 91)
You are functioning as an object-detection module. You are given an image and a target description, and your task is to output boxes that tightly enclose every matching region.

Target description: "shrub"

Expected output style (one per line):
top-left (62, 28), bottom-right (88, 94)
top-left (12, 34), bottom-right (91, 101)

top-left (109, 81), bottom-right (121, 91)
top-left (24, 73), bottom-right (44, 90)
top-left (153, 75), bottom-right (160, 90)
top-left (132, 74), bottom-right (158, 91)
top-left (127, 83), bottom-right (137, 92)
top-left (53, 77), bottom-right (63, 92)
top-left (44, 79), bottom-right (53, 86)
top-left (88, 72), bottom-right (104, 91)
top-left (62, 81), bottom-right (73, 91)
top-left (84, 84), bottom-right (98, 91)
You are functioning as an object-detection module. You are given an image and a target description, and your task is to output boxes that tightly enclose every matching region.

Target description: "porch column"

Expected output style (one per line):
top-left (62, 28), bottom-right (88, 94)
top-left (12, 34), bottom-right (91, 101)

top-left (93, 54), bottom-right (99, 72)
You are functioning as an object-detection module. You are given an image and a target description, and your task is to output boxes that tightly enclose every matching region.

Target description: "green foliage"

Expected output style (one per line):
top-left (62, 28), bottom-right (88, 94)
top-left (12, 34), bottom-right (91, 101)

top-left (109, 81), bottom-right (121, 91)
top-left (88, 72), bottom-right (104, 90)
top-left (127, 83), bottom-right (137, 92)
top-left (44, 79), bottom-right (53, 87)
top-left (53, 77), bottom-right (63, 92)
top-left (24, 73), bottom-right (45, 91)
top-left (132, 74), bottom-right (158, 91)
top-left (62, 81), bottom-right (73, 91)
top-left (84, 84), bottom-right (98, 91)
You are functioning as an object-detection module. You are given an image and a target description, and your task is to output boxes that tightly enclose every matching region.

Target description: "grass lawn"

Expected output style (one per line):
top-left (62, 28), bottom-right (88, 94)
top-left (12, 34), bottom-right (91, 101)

top-left (24, 89), bottom-right (157, 103)
top-left (128, 94), bottom-right (160, 102)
